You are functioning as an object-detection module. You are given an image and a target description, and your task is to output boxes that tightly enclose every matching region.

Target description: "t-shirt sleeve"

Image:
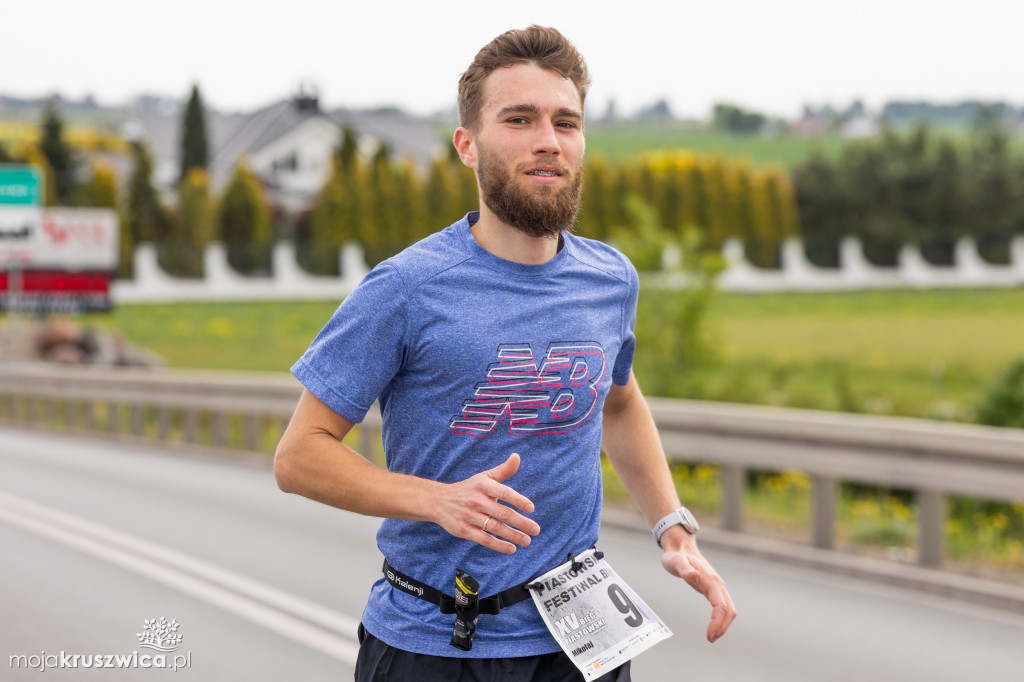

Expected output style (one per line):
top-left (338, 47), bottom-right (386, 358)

top-left (291, 263), bottom-right (408, 423)
top-left (612, 261), bottom-right (639, 386)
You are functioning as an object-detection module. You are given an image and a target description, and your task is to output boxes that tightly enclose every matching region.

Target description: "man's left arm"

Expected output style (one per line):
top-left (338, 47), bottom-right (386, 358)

top-left (601, 371), bottom-right (737, 643)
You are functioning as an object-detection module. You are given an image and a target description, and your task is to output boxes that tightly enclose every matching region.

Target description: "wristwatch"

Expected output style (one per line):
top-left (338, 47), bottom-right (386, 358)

top-left (651, 507), bottom-right (700, 547)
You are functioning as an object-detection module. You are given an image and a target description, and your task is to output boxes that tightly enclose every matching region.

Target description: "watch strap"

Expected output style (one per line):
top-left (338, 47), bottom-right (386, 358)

top-left (651, 507), bottom-right (699, 547)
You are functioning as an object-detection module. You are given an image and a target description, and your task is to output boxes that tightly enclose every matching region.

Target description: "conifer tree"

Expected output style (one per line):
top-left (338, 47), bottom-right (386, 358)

top-left (180, 85), bottom-right (209, 182)
top-left (308, 162), bottom-right (354, 275)
top-left (220, 161), bottom-right (271, 273)
top-left (82, 162), bottom-right (117, 208)
top-left (337, 126), bottom-right (358, 171)
top-left (126, 140), bottom-right (172, 244)
top-left (423, 156), bottom-right (457, 231)
top-left (578, 155), bottom-right (613, 240)
top-left (363, 144), bottom-right (396, 265)
top-left (39, 99), bottom-right (77, 205)
top-left (174, 167), bottom-right (216, 276)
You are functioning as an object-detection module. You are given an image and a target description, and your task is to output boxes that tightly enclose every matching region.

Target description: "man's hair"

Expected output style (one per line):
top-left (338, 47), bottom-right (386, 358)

top-left (458, 25), bottom-right (591, 130)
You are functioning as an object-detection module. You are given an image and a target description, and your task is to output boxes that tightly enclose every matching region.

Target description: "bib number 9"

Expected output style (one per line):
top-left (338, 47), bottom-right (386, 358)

top-left (608, 583), bottom-right (644, 627)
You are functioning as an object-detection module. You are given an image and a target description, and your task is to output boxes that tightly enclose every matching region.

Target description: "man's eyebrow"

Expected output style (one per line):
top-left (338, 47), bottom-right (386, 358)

top-left (496, 104), bottom-right (541, 118)
top-left (496, 104), bottom-right (583, 120)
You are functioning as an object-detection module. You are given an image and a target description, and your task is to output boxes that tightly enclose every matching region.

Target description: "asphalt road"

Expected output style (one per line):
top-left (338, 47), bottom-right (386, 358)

top-left (2, 427), bottom-right (1022, 681)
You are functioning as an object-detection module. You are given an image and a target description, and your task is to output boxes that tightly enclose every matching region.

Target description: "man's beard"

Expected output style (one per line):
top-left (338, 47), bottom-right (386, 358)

top-left (477, 148), bottom-right (583, 239)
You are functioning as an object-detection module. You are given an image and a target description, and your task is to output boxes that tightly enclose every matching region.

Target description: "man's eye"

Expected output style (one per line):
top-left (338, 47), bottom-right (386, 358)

top-left (508, 117), bottom-right (528, 124)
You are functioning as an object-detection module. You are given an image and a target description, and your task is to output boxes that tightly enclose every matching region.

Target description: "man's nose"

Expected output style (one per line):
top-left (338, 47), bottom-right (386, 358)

top-left (531, 120), bottom-right (561, 156)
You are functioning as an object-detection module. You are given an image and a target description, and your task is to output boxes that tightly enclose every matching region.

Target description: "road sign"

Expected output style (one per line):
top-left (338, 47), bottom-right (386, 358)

top-left (0, 165), bottom-right (43, 206)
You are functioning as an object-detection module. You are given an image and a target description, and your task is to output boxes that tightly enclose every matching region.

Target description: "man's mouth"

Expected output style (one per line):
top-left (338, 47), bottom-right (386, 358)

top-left (526, 169), bottom-right (561, 177)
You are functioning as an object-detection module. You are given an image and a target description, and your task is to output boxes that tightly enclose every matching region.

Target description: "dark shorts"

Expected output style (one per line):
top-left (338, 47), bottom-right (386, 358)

top-left (354, 624), bottom-right (632, 682)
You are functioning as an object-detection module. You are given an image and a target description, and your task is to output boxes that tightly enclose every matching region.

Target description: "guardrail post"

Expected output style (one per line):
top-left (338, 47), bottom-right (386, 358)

top-left (157, 408), bottom-right (171, 442)
top-left (64, 399), bottom-right (76, 430)
top-left (107, 403), bottom-right (120, 434)
top-left (721, 464), bottom-right (744, 532)
top-left (184, 410), bottom-right (198, 444)
top-left (131, 405), bottom-right (145, 436)
top-left (87, 400), bottom-right (99, 430)
top-left (214, 413), bottom-right (228, 447)
top-left (245, 414), bottom-right (259, 451)
top-left (917, 489), bottom-right (945, 567)
top-left (812, 476), bottom-right (837, 550)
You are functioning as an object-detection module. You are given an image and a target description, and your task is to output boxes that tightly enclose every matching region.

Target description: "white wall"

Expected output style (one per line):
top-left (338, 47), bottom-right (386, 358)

top-left (111, 235), bottom-right (1024, 304)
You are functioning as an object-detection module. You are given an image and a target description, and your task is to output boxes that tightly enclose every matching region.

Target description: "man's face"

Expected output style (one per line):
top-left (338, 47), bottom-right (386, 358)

top-left (466, 63), bottom-right (585, 238)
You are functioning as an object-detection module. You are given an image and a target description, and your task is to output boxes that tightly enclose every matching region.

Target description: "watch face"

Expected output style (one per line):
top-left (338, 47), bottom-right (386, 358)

top-left (679, 507), bottom-right (699, 533)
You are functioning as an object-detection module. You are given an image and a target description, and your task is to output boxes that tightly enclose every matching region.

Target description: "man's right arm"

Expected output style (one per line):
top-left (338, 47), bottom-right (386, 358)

top-left (274, 388), bottom-right (540, 554)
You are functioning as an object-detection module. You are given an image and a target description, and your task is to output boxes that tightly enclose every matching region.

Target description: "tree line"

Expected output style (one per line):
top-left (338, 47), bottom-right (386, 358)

top-left (305, 143), bottom-right (799, 272)
top-left (793, 123), bottom-right (1024, 267)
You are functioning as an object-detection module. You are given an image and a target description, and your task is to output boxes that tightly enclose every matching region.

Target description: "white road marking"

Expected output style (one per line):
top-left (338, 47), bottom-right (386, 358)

top-left (0, 490), bottom-right (360, 664)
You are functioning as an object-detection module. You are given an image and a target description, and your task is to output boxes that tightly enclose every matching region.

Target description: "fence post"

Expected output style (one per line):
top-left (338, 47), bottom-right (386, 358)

top-left (917, 489), bottom-right (945, 567)
top-left (812, 476), bottom-right (837, 550)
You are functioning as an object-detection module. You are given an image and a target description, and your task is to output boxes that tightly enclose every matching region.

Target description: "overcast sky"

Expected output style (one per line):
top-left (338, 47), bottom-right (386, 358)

top-left (7, 0), bottom-right (1024, 119)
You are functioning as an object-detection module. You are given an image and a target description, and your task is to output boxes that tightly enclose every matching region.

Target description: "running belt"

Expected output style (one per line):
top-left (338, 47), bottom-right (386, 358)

top-left (382, 558), bottom-right (536, 615)
top-left (381, 548), bottom-right (604, 615)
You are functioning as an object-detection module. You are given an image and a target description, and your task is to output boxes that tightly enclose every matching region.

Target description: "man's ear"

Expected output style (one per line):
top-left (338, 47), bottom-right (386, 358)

top-left (453, 127), bottom-right (477, 169)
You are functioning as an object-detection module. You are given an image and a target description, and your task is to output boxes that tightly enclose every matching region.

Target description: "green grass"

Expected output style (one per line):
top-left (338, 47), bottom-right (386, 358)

top-left (582, 123), bottom-right (1024, 167)
top-left (584, 123), bottom-right (848, 166)
top-left (78, 300), bottom-right (342, 373)
top-left (6, 287), bottom-right (1021, 424)
top-left (31, 287), bottom-right (1018, 425)
top-left (632, 287), bottom-right (1024, 422)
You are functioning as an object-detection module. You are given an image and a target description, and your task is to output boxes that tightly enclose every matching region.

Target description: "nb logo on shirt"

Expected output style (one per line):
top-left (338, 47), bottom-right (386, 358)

top-left (450, 342), bottom-right (606, 437)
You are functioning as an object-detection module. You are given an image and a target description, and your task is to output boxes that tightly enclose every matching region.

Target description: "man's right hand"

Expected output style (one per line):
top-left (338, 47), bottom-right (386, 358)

top-left (433, 453), bottom-right (540, 554)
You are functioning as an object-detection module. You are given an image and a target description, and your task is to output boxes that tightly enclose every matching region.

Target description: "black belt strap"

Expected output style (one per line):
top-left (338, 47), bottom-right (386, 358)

top-left (382, 559), bottom-right (537, 616)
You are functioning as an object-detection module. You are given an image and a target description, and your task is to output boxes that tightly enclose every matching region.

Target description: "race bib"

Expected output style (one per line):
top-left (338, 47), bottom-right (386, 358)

top-left (529, 548), bottom-right (672, 679)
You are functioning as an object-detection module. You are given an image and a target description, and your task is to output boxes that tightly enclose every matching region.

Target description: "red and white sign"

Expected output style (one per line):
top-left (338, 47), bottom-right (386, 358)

top-left (0, 270), bottom-right (112, 313)
top-left (0, 208), bottom-right (119, 269)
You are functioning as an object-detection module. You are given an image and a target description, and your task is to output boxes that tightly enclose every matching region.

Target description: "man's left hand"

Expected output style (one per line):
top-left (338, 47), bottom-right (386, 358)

top-left (659, 528), bottom-right (736, 643)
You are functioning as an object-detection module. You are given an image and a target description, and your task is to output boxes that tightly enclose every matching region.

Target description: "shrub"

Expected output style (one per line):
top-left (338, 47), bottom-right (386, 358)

top-left (976, 358), bottom-right (1024, 428)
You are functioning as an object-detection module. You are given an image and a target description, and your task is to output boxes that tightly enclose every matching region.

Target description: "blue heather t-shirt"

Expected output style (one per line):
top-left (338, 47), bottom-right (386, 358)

top-left (292, 212), bottom-right (639, 658)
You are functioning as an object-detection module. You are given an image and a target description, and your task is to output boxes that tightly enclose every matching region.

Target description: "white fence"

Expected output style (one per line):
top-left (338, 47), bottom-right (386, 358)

top-left (112, 241), bottom-right (369, 304)
top-left (110, 235), bottom-right (1024, 304)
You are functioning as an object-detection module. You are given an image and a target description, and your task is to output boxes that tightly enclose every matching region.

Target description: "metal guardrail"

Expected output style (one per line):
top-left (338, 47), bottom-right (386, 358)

top-left (2, 363), bottom-right (1023, 571)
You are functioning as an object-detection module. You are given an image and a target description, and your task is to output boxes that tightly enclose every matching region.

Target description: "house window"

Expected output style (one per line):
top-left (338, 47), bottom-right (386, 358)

top-left (274, 153), bottom-right (298, 173)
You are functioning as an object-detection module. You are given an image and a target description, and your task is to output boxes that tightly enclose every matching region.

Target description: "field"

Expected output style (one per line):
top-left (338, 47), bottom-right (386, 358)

top-left (53, 286), bottom-right (1024, 425)
top-left (585, 123), bottom-right (848, 166)
top-left (582, 122), bottom-right (1024, 167)
top-left (657, 287), bottom-right (1024, 422)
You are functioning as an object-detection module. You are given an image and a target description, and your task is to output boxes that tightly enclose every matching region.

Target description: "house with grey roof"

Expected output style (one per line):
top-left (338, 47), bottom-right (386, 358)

top-left (122, 90), bottom-right (446, 212)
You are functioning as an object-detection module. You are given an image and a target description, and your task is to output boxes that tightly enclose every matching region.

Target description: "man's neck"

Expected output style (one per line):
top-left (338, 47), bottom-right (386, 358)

top-left (470, 209), bottom-right (561, 265)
